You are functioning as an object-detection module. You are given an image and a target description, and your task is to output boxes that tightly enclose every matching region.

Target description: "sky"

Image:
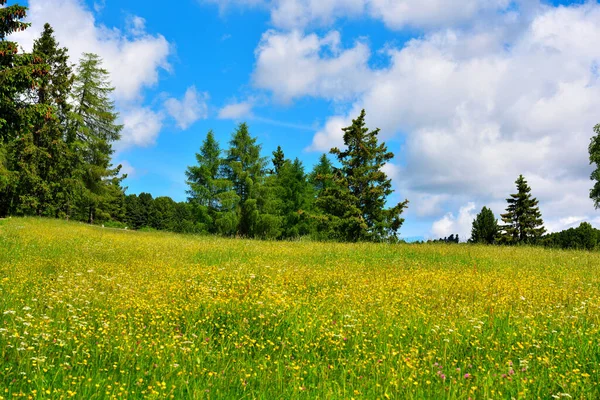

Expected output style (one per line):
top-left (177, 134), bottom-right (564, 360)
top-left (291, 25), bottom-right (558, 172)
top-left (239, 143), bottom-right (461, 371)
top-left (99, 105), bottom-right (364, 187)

top-left (8, 0), bottom-right (600, 240)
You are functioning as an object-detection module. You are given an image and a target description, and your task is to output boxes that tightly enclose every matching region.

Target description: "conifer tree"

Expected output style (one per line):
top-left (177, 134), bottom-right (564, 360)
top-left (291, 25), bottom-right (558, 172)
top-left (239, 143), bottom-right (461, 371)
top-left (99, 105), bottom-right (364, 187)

top-left (186, 130), bottom-right (236, 232)
top-left (317, 110), bottom-right (408, 242)
top-left (271, 146), bottom-right (285, 175)
top-left (309, 154), bottom-right (334, 196)
top-left (274, 158), bottom-right (314, 238)
top-left (70, 53), bottom-right (124, 224)
top-left (590, 124), bottom-right (600, 208)
top-left (499, 175), bottom-right (545, 244)
top-left (470, 206), bottom-right (499, 244)
top-left (224, 123), bottom-right (272, 237)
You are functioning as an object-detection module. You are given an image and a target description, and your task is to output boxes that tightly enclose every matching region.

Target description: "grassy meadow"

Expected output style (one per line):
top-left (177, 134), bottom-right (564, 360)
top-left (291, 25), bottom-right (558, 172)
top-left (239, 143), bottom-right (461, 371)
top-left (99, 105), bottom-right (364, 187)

top-left (1, 218), bottom-right (600, 399)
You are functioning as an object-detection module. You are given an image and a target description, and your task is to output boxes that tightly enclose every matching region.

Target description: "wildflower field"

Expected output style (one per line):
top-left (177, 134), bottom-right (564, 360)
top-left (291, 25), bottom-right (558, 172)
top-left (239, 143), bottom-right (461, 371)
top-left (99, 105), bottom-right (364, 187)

top-left (1, 218), bottom-right (600, 399)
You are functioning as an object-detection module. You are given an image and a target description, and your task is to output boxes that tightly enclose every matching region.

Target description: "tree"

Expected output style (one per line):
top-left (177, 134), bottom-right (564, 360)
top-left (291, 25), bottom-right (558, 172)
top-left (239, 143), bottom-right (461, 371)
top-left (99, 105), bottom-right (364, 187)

top-left (499, 175), bottom-right (545, 244)
top-left (470, 206), bottom-right (499, 244)
top-left (224, 123), bottom-right (278, 237)
top-left (317, 110), bottom-right (409, 242)
top-left (309, 154), bottom-right (334, 196)
top-left (70, 53), bottom-right (124, 224)
top-left (271, 146), bottom-right (285, 175)
top-left (185, 130), bottom-right (235, 232)
top-left (540, 222), bottom-right (599, 251)
top-left (590, 124), bottom-right (600, 208)
top-left (274, 158), bottom-right (314, 238)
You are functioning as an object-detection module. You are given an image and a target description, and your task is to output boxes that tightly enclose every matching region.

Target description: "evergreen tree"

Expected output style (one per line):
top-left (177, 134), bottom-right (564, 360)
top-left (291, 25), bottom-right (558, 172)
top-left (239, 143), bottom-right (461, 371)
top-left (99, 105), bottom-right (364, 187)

top-left (271, 146), bottom-right (285, 175)
top-left (224, 123), bottom-right (279, 237)
top-left (274, 158), bottom-right (314, 238)
top-left (70, 53), bottom-right (124, 224)
top-left (185, 130), bottom-right (234, 232)
top-left (470, 206), bottom-right (499, 244)
top-left (317, 110), bottom-right (409, 242)
top-left (499, 175), bottom-right (545, 244)
top-left (590, 124), bottom-right (600, 208)
top-left (309, 154), bottom-right (334, 196)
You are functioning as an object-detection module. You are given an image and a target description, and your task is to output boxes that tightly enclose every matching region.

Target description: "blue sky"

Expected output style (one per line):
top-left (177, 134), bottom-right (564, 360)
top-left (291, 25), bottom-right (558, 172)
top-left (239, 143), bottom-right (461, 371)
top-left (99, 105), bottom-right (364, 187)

top-left (10, 0), bottom-right (600, 240)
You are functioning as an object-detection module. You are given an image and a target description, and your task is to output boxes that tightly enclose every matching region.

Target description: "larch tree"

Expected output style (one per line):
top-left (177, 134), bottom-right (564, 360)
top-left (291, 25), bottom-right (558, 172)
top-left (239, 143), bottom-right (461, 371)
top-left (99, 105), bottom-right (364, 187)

top-left (470, 206), bottom-right (499, 244)
top-left (317, 109), bottom-right (409, 242)
top-left (70, 53), bottom-right (124, 224)
top-left (590, 124), bottom-right (600, 208)
top-left (499, 175), bottom-right (545, 244)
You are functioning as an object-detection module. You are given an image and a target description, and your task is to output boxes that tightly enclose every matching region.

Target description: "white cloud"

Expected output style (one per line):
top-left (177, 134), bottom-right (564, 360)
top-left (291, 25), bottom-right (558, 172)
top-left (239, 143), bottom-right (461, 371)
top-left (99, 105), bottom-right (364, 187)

top-left (431, 202), bottom-right (477, 241)
top-left (254, 30), bottom-right (372, 102)
top-left (117, 107), bottom-right (164, 150)
top-left (12, 0), bottom-right (171, 102)
top-left (218, 100), bottom-right (254, 119)
top-left (267, 3), bottom-right (600, 232)
top-left (204, 0), bottom-right (517, 30)
top-left (164, 86), bottom-right (209, 130)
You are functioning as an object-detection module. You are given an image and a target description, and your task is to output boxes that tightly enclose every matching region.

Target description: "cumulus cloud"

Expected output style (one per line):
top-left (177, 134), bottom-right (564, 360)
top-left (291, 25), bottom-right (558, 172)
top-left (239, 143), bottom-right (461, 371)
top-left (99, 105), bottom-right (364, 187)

top-left (431, 202), bottom-right (477, 241)
top-left (203, 0), bottom-right (516, 30)
top-left (259, 3), bottom-right (600, 233)
top-left (117, 108), bottom-right (165, 150)
top-left (254, 30), bottom-right (372, 102)
top-left (218, 100), bottom-right (255, 119)
top-left (12, 0), bottom-right (171, 102)
top-left (164, 86), bottom-right (209, 130)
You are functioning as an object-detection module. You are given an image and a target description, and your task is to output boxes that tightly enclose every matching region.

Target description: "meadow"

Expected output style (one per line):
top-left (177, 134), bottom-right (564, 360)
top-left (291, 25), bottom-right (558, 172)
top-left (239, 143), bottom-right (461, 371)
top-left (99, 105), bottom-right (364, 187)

top-left (1, 218), bottom-right (600, 399)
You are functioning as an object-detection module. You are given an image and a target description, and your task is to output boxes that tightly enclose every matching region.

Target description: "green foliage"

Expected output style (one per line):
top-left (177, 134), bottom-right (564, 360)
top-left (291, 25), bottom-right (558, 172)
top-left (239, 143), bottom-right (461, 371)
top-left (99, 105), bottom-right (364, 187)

top-left (540, 222), bottom-right (600, 251)
top-left (271, 145), bottom-right (285, 175)
top-left (470, 206), bottom-right (499, 244)
top-left (590, 124), bottom-right (600, 209)
top-left (316, 110), bottom-right (408, 242)
top-left (499, 175), bottom-right (545, 245)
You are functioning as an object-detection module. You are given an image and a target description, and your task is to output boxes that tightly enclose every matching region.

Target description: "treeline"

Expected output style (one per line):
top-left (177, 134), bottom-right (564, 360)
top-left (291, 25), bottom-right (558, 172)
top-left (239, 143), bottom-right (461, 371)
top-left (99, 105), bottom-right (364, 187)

top-left (1, 6), bottom-right (125, 224)
top-left (3, 3), bottom-right (600, 249)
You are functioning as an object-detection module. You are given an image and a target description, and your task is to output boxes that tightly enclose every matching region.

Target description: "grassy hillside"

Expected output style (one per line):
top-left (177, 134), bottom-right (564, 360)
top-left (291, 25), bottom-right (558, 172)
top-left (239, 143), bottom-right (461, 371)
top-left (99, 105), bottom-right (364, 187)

top-left (1, 218), bottom-right (600, 399)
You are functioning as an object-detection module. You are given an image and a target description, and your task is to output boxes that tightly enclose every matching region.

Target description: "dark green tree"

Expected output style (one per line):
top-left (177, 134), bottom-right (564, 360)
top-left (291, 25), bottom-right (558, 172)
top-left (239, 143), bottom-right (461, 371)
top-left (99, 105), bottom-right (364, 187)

top-left (470, 206), bottom-right (499, 244)
top-left (590, 124), bottom-right (600, 208)
top-left (499, 175), bottom-right (545, 244)
top-left (317, 110), bottom-right (409, 242)
top-left (308, 154), bottom-right (334, 196)
top-left (271, 145), bottom-right (285, 175)
top-left (70, 53), bottom-right (124, 224)
top-left (274, 158), bottom-right (314, 238)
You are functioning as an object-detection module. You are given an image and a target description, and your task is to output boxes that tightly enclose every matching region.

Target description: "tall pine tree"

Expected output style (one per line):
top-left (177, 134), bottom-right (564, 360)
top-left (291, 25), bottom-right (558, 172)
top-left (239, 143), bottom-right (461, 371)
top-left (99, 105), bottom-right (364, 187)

top-left (590, 123), bottom-right (600, 209)
top-left (499, 175), bottom-right (545, 244)
top-left (317, 110), bottom-right (408, 242)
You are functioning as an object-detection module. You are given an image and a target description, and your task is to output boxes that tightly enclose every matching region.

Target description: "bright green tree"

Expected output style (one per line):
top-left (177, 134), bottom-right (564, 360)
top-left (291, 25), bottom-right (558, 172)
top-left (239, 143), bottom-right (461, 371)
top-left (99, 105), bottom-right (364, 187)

top-left (590, 124), bottom-right (600, 208)
top-left (224, 123), bottom-right (279, 237)
top-left (499, 175), bottom-right (545, 244)
top-left (317, 110), bottom-right (409, 242)
top-left (70, 53), bottom-right (124, 224)
top-left (470, 206), bottom-right (499, 244)
top-left (309, 154), bottom-right (334, 196)
top-left (185, 130), bottom-right (235, 232)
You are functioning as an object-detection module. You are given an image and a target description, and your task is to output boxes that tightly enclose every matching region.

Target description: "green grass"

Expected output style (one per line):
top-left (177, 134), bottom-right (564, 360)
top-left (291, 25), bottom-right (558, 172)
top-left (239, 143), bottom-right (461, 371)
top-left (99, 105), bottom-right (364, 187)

top-left (1, 217), bottom-right (600, 399)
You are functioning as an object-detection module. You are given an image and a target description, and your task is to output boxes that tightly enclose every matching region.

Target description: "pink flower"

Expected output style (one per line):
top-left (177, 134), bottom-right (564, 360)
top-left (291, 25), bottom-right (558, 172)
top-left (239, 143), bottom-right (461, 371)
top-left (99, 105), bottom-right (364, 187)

top-left (464, 373), bottom-right (471, 379)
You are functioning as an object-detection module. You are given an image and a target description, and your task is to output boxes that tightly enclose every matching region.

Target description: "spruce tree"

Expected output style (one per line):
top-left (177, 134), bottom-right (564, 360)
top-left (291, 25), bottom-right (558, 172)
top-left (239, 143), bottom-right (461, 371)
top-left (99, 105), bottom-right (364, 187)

top-left (271, 146), bottom-right (285, 175)
top-left (499, 175), bottom-right (545, 244)
top-left (274, 158), bottom-right (314, 238)
top-left (590, 124), bottom-right (600, 208)
top-left (224, 123), bottom-right (272, 237)
top-left (186, 130), bottom-right (235, 232)
top-left (470, 206), bottom-right (499, 244)
top-left (309, 154), bottom-right (334, 196)
top-left (317, 110), bottom-right (409, 242)
top-left (70, 53), bottom-right (124, 224)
